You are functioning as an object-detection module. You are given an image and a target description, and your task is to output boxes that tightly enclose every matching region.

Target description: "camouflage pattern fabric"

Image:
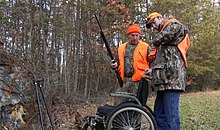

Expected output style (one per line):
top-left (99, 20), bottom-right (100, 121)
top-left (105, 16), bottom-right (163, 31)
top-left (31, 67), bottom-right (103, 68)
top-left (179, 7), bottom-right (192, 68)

top-left (124, 43), bottom-right (137, 77)
top-left (0, 65), bottom-right (21, 108)
top-left (0, 105), bottom-right (21, 129)
top-left (114, 78), bottom-right (139, 105)
top-left (150, 21), bottom-right (188, 91)
top-left (0, 60), bottom-right (25, 129)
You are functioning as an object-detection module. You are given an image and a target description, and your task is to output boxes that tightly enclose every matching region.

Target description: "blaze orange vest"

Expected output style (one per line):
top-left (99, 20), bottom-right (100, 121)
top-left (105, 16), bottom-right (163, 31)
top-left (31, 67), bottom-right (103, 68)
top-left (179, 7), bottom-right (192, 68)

top-left (118, 40), bottom-right (149, 81)
top-left (148, 19), bottom-right (190, 68)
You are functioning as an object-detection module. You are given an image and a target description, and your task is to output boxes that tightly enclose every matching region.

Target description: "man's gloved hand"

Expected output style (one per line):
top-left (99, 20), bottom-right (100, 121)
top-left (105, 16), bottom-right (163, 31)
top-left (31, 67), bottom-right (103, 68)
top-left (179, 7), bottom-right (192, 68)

top-left (111, 59), bottom-right (118, 69)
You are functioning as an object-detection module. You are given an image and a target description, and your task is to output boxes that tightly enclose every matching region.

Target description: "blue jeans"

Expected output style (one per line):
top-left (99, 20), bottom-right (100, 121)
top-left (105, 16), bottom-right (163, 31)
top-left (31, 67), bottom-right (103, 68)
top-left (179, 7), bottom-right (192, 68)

top-left (154, 90), bottom-right (180, 130)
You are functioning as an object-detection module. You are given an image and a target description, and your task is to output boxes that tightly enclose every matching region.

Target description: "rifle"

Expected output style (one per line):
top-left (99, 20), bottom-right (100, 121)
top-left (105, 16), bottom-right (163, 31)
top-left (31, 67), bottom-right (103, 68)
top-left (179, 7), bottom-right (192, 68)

top-left (94, 14), bottom-right (123, 87)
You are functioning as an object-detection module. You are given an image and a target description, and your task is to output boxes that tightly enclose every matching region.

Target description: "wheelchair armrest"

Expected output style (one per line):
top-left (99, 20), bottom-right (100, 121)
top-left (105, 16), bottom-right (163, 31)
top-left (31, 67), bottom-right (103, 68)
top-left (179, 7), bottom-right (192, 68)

top-left (142, 75), bottom-right (152, 80)
top-left (113, 92), bottom-right (136, 96)
top-left (110, 92), bottom-right (141, 106)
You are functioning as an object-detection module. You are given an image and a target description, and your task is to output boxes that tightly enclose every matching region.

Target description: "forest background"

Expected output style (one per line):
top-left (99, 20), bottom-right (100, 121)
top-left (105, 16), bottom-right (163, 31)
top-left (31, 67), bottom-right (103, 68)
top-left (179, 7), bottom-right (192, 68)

top-left (0, 0), bottom-right (219, 129)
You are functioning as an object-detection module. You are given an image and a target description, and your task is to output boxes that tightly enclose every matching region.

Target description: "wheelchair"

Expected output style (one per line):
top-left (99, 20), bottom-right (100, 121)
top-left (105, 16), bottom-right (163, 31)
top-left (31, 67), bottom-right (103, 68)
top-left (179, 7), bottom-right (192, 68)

top-left (77, 77), bottom-right (157, 130)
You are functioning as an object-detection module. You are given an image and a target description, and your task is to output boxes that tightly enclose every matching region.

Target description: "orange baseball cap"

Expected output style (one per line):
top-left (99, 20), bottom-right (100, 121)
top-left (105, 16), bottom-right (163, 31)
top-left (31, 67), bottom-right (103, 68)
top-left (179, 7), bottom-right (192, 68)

top-left (146, 12), bottom-right (162, 28)
top-left (127, 24), bottom-right (141, 35)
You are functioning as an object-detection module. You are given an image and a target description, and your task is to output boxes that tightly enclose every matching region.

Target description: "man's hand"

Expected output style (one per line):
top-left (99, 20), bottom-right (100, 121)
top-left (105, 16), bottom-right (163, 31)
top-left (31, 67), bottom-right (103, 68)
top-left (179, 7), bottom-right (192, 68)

top-left (152, 32), bottom-right (163, 46)
top-left (145, 68), bottom-right (152, 76)
top-left (111, 59), bottom-right (118, 69)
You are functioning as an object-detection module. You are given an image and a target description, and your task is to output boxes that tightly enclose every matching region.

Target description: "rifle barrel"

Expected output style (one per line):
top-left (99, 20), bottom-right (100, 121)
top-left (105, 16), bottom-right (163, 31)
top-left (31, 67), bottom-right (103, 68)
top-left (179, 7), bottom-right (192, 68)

top-left (94, 14), bottom-right (123, 87)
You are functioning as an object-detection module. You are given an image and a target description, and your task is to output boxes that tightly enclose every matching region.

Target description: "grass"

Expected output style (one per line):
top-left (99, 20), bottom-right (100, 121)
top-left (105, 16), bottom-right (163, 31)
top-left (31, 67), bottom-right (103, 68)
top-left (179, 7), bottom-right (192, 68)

top-left (147, 90), bottom-right (220, 130)
top-left (180, 90), bottom-right (220, 130)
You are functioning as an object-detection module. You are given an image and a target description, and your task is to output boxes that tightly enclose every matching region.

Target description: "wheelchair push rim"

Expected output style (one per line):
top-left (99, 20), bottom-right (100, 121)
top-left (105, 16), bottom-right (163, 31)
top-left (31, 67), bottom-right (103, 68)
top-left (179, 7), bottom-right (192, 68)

top-left (106, 103), bottom-right (156, 130)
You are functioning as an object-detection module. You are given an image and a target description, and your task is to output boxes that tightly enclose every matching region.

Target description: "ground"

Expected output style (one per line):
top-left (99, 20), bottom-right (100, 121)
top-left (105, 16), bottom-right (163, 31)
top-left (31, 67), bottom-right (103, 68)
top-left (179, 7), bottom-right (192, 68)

top-left (6, 90), bottom-right (219, 130)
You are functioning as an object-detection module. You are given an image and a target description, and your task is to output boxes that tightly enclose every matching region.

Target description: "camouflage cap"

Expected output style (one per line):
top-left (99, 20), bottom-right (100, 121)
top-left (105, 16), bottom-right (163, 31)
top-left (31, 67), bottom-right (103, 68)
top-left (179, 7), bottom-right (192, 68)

top-left (146, 12), bottom-right (162, 28)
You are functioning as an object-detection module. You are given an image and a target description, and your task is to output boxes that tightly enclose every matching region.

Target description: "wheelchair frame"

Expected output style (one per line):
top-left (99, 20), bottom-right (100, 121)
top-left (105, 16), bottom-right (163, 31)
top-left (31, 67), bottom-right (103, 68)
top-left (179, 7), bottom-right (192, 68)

top-left (77, 91), bottom-right (157, 130)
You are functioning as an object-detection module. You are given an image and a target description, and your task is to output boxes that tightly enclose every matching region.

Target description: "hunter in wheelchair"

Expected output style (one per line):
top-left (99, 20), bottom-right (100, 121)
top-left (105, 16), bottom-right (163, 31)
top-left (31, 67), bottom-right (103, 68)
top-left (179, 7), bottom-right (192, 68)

top-left (77, 22), bottom-right (156, 129)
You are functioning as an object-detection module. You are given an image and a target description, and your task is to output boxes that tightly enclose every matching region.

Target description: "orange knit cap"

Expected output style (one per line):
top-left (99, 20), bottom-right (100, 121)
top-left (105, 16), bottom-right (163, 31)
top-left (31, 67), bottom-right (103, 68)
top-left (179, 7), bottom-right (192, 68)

top-left (146, 12), bottom-right (162, 28)
top-left (127, 24), bottom-right (141, 35)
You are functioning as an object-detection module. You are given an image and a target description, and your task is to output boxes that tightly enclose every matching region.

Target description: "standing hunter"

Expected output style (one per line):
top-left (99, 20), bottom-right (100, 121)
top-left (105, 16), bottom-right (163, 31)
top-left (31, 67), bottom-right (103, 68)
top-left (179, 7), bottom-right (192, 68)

top-left (145, 12), bottom-right (190, 130)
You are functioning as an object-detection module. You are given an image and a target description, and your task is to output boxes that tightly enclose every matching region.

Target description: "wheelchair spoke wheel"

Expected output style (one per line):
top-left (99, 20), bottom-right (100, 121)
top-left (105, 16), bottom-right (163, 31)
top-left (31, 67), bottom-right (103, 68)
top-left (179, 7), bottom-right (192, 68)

top-left (106, 103), bottom-right (156, 130)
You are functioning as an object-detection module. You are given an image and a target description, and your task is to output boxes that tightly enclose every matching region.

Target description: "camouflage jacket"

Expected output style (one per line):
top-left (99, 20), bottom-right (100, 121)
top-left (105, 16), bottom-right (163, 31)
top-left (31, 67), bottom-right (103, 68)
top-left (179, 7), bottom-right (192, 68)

top-left (150, 20), bottom-right (189, 91)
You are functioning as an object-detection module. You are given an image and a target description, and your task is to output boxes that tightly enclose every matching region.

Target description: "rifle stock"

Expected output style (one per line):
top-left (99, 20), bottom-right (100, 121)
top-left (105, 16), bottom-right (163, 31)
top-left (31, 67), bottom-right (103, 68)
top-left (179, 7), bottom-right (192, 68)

top-left (94, 14), bottom-right (123, 87)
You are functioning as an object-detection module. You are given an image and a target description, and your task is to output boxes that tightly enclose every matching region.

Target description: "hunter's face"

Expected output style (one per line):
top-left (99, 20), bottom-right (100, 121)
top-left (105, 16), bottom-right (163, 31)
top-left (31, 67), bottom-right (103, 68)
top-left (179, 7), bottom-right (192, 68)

top-left (128, 33), bottom-right (140, 44)
top-left (152, 17), bottom-right (162, 31)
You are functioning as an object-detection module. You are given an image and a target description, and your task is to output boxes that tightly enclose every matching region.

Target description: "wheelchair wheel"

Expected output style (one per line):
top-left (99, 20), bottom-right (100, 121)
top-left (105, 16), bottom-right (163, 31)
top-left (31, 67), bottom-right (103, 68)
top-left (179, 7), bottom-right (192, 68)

top-left (106, 103), bottom-right (157, 130)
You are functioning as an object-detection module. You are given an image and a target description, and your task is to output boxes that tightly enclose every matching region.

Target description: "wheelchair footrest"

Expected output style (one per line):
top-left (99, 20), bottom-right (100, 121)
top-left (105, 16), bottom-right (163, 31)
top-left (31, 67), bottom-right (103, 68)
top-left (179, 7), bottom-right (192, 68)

top-left (96, 104), bottom-right (114, 116)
